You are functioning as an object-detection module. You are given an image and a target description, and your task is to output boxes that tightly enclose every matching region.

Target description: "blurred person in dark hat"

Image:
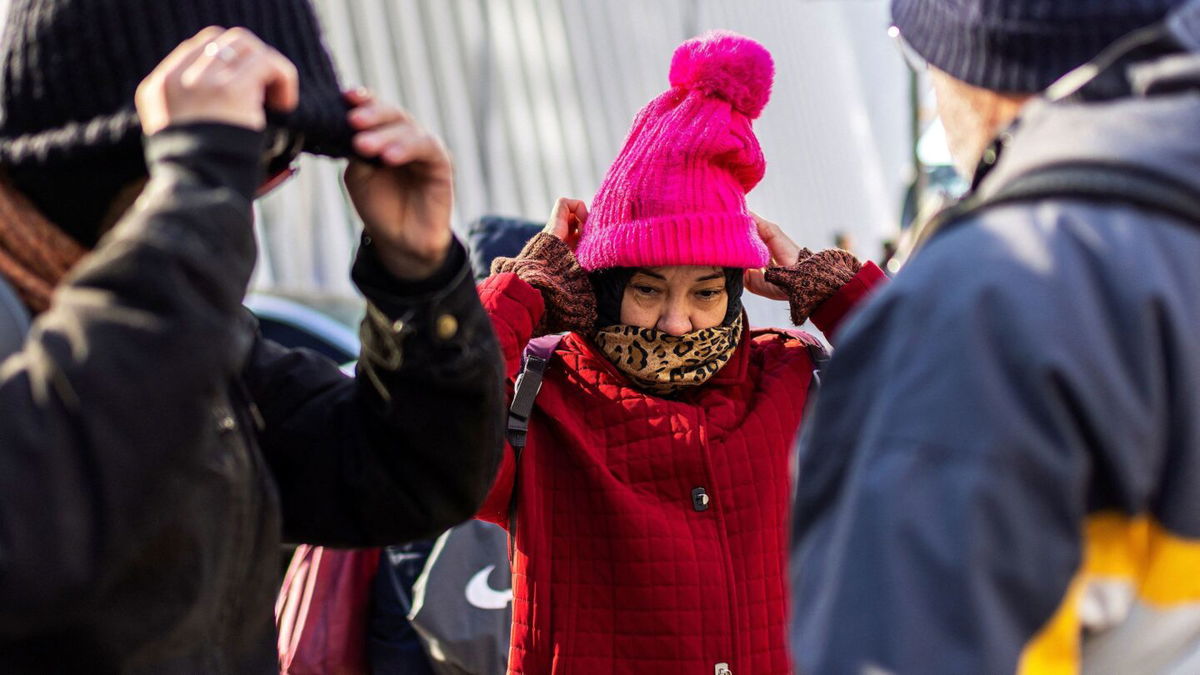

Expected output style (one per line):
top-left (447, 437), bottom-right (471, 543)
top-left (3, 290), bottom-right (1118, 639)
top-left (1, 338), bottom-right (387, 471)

top-left (0, 1), bottom-right (503, 672)
top-left (792, 0), bottom-right (1200, 672)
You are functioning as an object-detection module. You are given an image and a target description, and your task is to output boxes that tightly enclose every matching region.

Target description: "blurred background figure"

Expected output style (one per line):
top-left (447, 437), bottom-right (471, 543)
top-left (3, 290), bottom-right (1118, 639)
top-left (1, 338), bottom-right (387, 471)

top-left (878, 238), bottom-right (899, 275)
top-left (832, 230), bottom-right (856, 255)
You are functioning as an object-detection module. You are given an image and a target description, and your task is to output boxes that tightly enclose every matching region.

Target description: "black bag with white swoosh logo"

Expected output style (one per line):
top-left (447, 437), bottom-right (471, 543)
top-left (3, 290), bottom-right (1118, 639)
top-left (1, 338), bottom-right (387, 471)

top-left (405, 520), bottom-right (514, 675)
top-left (405, 335), bottom-right (564, 675)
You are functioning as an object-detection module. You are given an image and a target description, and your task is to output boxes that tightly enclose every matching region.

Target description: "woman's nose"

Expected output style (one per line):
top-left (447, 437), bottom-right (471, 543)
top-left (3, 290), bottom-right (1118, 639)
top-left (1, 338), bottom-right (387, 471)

top-left (657, 304), bottom-right (692, 336)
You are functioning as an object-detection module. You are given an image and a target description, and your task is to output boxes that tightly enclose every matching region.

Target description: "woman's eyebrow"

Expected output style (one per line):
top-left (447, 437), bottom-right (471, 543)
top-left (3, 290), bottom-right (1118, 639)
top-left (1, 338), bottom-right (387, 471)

top-left (634, 268), bottom-right (668, 280)
top-left (696, 273), bottom-right (724, 282)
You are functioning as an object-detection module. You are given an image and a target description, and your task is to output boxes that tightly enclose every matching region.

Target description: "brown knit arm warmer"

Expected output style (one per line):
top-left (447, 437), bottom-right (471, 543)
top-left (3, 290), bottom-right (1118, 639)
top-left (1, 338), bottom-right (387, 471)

top-left (765, 248), bottom-right (863, 326)
top-left (491, 232), bottom-right (597, 334)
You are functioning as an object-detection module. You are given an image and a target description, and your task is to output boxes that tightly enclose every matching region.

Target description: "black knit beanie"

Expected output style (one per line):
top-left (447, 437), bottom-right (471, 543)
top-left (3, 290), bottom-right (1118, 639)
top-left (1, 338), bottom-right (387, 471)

top-left (892, 0), bottom-right (1187, 93)
top-left (0, 0), bottom-right (353, 245)
top-left (590, 267), bottom-right (745, 330)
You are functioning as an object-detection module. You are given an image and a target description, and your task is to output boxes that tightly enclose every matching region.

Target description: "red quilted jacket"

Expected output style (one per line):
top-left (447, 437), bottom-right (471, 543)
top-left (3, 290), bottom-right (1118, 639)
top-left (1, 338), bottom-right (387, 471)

top-left (477, 264), bottom-right (884, 674)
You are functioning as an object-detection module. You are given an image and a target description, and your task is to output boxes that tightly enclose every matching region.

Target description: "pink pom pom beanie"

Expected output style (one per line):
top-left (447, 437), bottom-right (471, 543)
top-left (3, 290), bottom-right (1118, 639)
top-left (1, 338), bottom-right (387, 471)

top-left (574, 31), bottom-right (775, 271)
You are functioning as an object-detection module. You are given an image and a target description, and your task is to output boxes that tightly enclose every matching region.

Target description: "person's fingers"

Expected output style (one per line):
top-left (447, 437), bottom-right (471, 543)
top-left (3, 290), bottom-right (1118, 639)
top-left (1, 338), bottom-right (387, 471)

top-left (200, 44), bottom-right (297, 115)
top-left (189, 27), bottom-right (259, 75)
top-left (370, 128), bottom-right (449, 168)
top-left (353, 130), bottom-right (384, 156)
top-left (353, 127), bottom-right (397, 156)
top-left (210, 26), bottom-right (259, 52)
top-left (751, 212), bottom-right (802, 267)
top-left (566, 198), bottom-right (589, 225)
top-left (136, 27), bottom-right (226, 134)
top-left (348, 103), bottom-right (413, 131)
top-left (551, 198), bottom-right (571, 236)
top-left (343, 87), bottom-right (374, 108)
top-left (382, 142), bottom-right (410, 165)
top-left (182, 28), bottom-right (255, 88)
top-left (744, 269), bottom-right (789, 301)
top-left (353, 119), bottom-right (431, 159)
top-left (753, 213), bottom-right (800, 266)
top-left (747, 274), bottom-right (788, 301)
top-left (565, 200), bottom-right (588, 245)
top-left (257, 48), bottom-right (300, 113)
top-left (351, 113), bottom-right (421, 150)
top-left (542, 198), bottom-right (574, 239)
top-left (163, 26), bottom-right (226, 73)
top-left (144, 26), bottom-right (224, 94)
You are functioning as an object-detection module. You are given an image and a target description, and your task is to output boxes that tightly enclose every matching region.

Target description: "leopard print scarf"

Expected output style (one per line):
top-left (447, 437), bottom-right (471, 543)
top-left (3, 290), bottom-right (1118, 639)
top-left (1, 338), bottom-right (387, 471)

top-left (593, 314), bottom-right (744, 396)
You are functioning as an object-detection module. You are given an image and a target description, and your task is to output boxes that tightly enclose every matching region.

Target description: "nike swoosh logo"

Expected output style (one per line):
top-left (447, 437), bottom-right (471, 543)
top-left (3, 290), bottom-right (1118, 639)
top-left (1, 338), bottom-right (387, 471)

top-left (465, 565), bottom-right (513, 610)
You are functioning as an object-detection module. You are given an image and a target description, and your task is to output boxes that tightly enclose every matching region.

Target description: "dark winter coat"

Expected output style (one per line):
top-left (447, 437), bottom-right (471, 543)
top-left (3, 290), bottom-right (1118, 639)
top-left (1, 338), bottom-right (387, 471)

top-left (791, 40), bottom-right (1200, 675)
top-left (0, 124), bottom-right (505, 673)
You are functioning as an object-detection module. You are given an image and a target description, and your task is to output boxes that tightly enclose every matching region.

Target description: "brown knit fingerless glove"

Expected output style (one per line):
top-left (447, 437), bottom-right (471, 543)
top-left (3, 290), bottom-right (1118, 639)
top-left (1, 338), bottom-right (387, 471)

top-left (765, 248), bottom-right (863, 325)
top-left (491, 232), bottom-right (597, 334)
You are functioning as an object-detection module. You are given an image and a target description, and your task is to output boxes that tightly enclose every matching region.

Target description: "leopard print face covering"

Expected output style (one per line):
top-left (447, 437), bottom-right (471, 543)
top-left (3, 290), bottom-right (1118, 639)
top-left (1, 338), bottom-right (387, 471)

top-left (593, 314), bottom-right (744, 396)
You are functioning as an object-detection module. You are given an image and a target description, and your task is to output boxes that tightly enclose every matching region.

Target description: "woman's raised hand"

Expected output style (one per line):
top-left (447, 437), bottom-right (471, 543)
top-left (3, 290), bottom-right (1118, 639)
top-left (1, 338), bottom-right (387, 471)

top-left (745, 212), bottom-right (807, 300)
top-left (543, 198), bottom-right (588, 250)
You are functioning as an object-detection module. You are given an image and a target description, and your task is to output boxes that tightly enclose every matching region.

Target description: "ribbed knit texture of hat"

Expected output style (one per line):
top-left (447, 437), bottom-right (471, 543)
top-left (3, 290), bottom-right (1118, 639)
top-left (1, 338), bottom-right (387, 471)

top-left (574, 31), bottom-right (774, 272)
top-left (892, 0), bottom-right (1187, 94)
top-left (0, 0), bottom-right (352, 169)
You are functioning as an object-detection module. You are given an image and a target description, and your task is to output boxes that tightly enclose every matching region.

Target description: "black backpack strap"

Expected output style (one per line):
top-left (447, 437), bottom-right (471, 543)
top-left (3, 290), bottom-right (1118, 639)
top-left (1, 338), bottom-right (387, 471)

top-left (986, 163), bottom-right (1200, 223)
top-left (506, 334), bottom-right (564, 451)
top-left (921, 162), bottom-right (1200, 250)
top-left (805, 342), bottom-right (830, 392)
top-left (506, 333), bottom-right (565, 563)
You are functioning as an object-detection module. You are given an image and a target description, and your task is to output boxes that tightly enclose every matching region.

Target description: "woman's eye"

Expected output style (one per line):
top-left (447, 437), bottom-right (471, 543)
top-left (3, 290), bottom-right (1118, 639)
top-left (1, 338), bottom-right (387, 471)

top-left (696, 289), bottom-right (724, 300)
top-left (633, 285), bottom-right (660, 296)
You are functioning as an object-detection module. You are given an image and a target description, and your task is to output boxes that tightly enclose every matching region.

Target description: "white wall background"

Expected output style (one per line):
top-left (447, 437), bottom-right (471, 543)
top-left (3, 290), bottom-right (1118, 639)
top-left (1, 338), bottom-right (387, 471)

top-left (251, 0), bottom-right (911, 327)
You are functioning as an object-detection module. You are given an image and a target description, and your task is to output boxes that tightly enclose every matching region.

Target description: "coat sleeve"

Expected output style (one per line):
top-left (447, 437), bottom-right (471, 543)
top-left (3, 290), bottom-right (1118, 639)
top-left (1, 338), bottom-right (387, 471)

top-left (249, 236), bottom-right (507, 547)
top-left (790, 215), bottom-right (1153, 674)
top-left (0, 124), bottom-right (264, 633)
top-left (471, 272), bottom-right (546, 527)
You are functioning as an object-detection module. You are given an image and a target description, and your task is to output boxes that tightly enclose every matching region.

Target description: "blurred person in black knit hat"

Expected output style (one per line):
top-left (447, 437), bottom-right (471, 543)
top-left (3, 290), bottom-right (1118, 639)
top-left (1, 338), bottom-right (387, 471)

top-left (792, 0), bottom-right (1200, 673)
top-left (0, 1), bottom-right (504, 672)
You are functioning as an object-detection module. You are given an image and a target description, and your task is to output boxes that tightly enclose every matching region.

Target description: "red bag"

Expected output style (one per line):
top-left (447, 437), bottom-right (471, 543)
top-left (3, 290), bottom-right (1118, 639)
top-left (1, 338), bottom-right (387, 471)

top-left (275, 545), bottom-right (381, 675)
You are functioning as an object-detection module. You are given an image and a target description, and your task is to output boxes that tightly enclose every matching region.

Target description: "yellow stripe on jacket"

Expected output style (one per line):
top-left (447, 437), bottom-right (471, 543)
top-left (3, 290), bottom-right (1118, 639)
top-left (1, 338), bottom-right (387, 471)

top-left (1018, 513), bottom-right (1200, 674)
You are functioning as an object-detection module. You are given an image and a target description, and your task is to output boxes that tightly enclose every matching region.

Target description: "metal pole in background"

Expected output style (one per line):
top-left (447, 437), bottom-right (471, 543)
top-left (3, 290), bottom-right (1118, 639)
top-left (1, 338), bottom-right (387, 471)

top-left (907, 66), bottom-right (926, 227)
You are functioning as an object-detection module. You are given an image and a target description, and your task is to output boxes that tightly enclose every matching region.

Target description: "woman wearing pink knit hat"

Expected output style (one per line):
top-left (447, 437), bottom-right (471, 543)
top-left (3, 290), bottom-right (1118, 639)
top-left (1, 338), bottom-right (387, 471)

top-left (476, 31), bottom-right (886, 673)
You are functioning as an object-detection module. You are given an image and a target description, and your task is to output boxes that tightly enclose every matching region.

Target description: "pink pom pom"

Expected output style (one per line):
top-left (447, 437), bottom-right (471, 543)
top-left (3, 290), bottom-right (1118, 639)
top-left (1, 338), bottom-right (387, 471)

top-left (668, 30), bottom-right (775, 119)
